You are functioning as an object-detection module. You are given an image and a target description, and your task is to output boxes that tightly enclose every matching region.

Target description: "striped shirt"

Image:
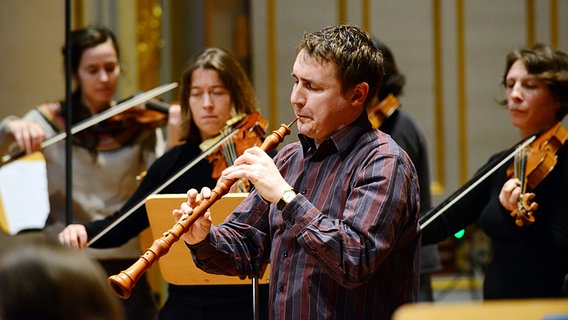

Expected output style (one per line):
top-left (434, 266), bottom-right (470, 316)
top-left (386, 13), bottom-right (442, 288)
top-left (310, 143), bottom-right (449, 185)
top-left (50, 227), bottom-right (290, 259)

top-left (189, 114), bottom-right (421, 319)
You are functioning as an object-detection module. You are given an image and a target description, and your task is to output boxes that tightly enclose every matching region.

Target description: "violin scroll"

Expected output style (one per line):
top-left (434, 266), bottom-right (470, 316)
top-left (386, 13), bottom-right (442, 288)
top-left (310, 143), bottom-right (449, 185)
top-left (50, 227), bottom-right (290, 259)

top-left (510, 192), bottom-right (538, 227)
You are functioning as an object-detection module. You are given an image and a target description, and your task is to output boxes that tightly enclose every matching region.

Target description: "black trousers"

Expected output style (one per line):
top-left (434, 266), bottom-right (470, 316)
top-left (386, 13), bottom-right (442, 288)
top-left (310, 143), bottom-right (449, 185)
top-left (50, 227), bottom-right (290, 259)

top-left (159, 283), bottom-right (270, 320)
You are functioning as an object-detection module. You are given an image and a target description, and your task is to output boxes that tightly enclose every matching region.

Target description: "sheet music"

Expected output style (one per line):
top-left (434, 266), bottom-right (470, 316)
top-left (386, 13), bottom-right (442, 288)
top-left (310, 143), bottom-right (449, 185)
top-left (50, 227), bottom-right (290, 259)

top-left (0, 153), bottom-right (49, 234)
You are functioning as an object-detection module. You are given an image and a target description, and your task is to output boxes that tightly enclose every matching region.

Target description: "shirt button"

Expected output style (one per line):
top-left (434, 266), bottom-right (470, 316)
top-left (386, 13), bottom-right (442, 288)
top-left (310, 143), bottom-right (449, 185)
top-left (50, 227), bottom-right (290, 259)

top-left (278, 284), bottom-right (284, 292)
top-left (301, 188), bottom-right (307, 194)
top-left (283, 251), bottom-right (288, 258)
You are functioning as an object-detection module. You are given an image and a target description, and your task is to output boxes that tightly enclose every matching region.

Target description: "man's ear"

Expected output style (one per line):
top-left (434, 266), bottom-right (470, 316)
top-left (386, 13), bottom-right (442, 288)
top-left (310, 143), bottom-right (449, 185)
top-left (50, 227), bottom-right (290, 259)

top-left (350, 82), bottom-right (369, 107)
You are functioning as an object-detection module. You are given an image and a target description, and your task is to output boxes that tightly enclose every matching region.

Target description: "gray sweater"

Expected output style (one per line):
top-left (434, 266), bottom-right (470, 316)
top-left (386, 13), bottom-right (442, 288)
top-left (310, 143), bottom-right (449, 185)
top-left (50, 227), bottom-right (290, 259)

top-left (0, 102), bottom-right (162, 260)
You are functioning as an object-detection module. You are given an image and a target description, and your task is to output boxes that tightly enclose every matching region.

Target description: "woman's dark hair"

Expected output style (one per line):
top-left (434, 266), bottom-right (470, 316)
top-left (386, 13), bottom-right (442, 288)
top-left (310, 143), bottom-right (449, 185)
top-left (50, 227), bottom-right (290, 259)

top-left (371, 37), bottom-right (406, 100)
top-left (60, 26), bottom-right (122, 153)
top-left (500, 43), bottom-right (568, 121)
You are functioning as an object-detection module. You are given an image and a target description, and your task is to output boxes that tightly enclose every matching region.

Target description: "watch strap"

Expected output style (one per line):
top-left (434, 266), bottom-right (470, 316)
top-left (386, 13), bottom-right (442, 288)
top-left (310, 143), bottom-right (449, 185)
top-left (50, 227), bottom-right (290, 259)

top-left (277, 189), bottom-right (296, 210)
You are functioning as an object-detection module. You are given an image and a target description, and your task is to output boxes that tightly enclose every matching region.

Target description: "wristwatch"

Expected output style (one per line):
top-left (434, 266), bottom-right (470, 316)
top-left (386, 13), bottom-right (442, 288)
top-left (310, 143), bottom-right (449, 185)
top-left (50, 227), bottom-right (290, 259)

top-left (277, 189), bottom-right (296, 210)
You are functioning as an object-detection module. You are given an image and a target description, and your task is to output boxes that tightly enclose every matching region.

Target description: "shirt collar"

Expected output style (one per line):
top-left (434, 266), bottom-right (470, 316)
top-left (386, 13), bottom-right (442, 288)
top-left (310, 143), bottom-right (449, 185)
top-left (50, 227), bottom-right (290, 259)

top-left (298, 112), bottom-right (372, 161)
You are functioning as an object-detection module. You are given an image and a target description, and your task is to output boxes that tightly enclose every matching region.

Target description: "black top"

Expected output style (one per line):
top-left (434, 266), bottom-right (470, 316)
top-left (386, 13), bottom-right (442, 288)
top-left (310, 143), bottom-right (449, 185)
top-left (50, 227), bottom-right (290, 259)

top-left (422, 142), bottom-right (568, 299)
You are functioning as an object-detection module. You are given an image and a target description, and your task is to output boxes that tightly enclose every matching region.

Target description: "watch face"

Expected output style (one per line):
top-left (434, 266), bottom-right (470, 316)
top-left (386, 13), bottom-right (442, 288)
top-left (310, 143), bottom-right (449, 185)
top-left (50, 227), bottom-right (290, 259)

top-left (283, 190), bottom-right (296, 202)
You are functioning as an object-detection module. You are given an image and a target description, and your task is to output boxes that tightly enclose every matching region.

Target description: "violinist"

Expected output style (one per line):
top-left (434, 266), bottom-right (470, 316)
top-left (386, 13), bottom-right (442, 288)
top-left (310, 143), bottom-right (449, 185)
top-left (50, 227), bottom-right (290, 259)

top-left (422, 44), bottom-right (568, 299)
top-left (0, 25), bottom-right (163, 319)
top-left (366, 38), bottom-right (441, 302)
top-left (58, 47), bottom-right (270, 320)
top-left (174, 25), bottom-right (421, 319)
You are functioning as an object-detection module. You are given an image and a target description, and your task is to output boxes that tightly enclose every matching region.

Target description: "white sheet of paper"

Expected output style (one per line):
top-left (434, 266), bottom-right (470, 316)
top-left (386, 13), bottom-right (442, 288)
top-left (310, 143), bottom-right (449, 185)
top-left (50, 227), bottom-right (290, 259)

top-left (0, 154), bottom-right (49, 234)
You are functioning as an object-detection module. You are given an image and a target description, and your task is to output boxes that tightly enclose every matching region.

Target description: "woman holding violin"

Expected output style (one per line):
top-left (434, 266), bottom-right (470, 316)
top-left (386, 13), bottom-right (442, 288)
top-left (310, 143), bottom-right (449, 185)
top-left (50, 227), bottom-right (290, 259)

top-left (58, 47), bottom-right (270, 319)
top-left (422, 44), bottom-right (568, 299)
top-left (0, 26), bottom-right (164, 319)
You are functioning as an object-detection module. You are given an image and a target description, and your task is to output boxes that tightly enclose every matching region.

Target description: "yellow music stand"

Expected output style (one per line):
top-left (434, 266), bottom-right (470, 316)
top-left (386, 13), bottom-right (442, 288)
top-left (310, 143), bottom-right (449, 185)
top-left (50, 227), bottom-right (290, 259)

top-left (144, 193), bottom-right (270, 285)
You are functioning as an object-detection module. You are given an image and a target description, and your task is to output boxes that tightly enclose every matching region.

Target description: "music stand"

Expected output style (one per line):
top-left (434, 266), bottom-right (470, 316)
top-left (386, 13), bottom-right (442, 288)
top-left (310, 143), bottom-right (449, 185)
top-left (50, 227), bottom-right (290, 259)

top-left (144, 193), bottom-right (269, 318)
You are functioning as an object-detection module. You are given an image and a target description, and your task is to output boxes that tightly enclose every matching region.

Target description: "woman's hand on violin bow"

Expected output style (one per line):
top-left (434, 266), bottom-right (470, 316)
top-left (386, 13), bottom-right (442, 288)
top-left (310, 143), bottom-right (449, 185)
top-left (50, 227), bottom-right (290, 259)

top-left (6, 118), bottom-right (45, 155)
top-left (58, 224), bottom-right (89, 249)
top-left (173, 187), bottom-right (213, 245)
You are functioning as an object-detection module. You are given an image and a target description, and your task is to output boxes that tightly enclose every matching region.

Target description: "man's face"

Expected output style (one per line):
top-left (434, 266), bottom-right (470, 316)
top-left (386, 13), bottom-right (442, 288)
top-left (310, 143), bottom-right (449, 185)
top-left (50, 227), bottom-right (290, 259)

top-left (290, 50), bottom-right (361, 144)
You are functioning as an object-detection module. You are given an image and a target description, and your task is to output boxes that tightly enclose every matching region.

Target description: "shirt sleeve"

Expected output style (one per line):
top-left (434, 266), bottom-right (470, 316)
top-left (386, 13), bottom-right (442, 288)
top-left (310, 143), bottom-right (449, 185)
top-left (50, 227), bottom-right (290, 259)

top-left (189, 191), bottom-right (272, 278)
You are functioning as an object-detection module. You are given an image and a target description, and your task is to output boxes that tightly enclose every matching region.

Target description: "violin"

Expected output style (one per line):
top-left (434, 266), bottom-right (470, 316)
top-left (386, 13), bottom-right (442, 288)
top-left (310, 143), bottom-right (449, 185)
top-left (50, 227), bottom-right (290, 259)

top-left (104, 97), bottom-right (173, 129)
top-left (202, 112), bottom-right (269, 191)
top-left (506, 122), bottom-right (568, 226)
top-left (367, 93), bottom-right (400, 129)
top-left (105, 106), bottom-right (167, 130)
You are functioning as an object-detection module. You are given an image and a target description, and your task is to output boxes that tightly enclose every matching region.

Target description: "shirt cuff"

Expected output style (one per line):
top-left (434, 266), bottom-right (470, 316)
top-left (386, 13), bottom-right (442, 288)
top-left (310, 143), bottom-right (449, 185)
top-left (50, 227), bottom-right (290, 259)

top-left (185, 233), bottom-right (217, 260)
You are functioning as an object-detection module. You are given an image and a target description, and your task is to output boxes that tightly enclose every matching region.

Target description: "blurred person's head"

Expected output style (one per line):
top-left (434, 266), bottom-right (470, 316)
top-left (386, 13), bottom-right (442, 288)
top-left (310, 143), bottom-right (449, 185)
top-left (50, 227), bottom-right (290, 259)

top-left (0, 239), bottom-right (124, 320)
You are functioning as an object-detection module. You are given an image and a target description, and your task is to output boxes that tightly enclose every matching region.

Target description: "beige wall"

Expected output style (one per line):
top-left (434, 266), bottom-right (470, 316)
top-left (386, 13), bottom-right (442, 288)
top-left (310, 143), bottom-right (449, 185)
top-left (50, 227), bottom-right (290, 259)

top-left (0, 1), bottom-right (65, 120)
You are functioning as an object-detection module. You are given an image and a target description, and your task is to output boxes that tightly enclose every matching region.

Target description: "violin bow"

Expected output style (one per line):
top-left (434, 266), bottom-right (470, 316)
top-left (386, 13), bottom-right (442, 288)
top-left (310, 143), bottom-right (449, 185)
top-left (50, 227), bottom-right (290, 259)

top-left (419, 135), bottom-right (536, 229)
top-left (87, 128), bottom-right (240, 246)
top-left (1, 82), bottom-right (178, 166)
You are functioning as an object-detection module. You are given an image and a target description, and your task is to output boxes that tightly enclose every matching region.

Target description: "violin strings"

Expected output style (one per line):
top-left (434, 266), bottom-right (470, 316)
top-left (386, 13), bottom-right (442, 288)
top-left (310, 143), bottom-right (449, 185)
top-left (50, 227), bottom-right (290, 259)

top-left (514, 146), bottom-right (525, 188)
top-left (226, 139), bottom-right (238, 165)
top-left (219, 129), bottom-right (249, 192)
top-left (217, 125), bottom-right (234, 167)
top-left (513, 146), bottom-right (529, 219)
top-left (520, 152), bottom-right (527, 194)
top-left (516, 146), bottom-right (527, 193)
